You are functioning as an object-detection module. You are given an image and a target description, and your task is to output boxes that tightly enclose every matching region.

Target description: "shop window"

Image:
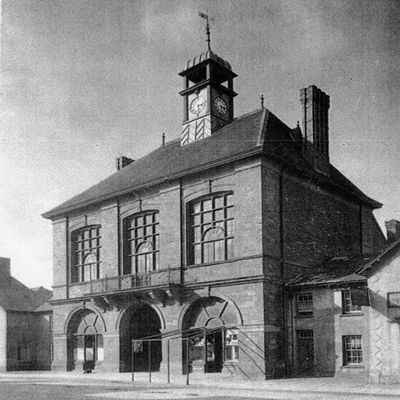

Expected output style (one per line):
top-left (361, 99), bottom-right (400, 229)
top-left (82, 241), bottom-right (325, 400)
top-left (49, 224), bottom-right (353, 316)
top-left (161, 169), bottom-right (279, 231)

top-left (123, 211), bottom-right (159, 275)
top-left (343, 335), bottom-right (363, 365)
top-left (71, 225), bottom-right (101, 283)
top-left (225, 329), bottom-right (239, 361)
top-left (188, 193), bottom-right (234, 265)
top-left (296, 293), bottom-right (313, 315)
top-left (342, 290), bottom-right (362, 314)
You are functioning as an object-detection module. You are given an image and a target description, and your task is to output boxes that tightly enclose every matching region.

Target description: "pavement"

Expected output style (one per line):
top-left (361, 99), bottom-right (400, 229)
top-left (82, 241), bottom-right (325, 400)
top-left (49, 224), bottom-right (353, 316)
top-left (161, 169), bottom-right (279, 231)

top-left (2, 371), bottom-right (400, 398)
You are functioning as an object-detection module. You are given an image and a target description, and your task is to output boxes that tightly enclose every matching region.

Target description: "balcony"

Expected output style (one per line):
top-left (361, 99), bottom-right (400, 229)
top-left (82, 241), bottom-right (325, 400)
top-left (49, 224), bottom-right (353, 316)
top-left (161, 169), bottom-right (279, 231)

top-left (67, 268), bottom-right (181, 301)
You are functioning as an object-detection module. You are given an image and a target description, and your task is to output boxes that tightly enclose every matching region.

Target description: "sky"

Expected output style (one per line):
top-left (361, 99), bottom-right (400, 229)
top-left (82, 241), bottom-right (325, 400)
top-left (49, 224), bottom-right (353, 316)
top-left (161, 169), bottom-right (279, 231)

top-left (0, 0), bottom-right (399, 289)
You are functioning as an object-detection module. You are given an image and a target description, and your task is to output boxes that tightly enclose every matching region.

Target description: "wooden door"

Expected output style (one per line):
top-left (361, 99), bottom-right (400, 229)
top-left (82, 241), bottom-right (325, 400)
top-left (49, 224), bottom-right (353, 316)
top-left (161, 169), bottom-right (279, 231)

top-left (296, 330), bottom-right (314, 376)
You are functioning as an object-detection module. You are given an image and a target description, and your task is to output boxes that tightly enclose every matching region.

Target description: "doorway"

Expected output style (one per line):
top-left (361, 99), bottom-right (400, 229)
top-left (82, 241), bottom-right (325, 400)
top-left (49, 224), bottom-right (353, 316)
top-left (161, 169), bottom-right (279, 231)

top-left (204, 330), bottom-right (223, 372)
top-left (296, 330), bottom-right (314, 376)
top-left (67, 309), bottom-right (104, 372)
top-left (119, 304), bottom-right (162, 372)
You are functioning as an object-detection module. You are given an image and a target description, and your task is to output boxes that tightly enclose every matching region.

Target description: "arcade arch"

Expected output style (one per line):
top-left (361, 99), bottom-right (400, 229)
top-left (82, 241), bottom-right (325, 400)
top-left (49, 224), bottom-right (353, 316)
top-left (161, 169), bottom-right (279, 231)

top-left (66, 308), bottom-right (104, 372)
top-left (182, 296), bottom-right (240, 373)
top-left (119, 303), bottom-right (162, 372)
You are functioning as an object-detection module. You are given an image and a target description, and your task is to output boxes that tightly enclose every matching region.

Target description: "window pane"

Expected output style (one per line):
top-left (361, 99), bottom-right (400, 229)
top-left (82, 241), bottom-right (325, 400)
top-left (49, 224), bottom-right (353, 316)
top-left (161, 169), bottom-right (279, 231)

top-left (193, 214), bottom-right (201, 225)
top-left (137, 254), bottom-right (146, 274)
top-left (203, 242), bottom-right (213, 263)
top-left (214, 196), bottom-right (224, 208)
top-left (214, 209), bottom-right (224, 221)
top-left (202, 211), bottom-right (212, 224)
top-left (154, 252), bottom-right (159, 270)
top-left (136, 227), bottom-right (143, 238)
top-left (194, 227), bottom-right (201, 242)
top-left (226, 220), bottom-right (234, 236)
top-left (193, 202), bottom-right (201, 214)
top-left (226, 207), bottom-right (234, 219)
top-left (227, 239), bottom-right (234, 259)
top-left (136, 216), bottom-right (143, 227)
top-left (194, 244), bottom-right (201, 264)
top-left (203, 199), bottom-right (212, 211)
top-left (215, 241), bottom-right (224, 261)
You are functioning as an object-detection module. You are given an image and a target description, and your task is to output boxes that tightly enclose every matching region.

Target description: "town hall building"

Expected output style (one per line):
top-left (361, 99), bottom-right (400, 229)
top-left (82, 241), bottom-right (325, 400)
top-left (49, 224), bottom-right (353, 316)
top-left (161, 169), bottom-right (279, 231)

top-left (43, 40), bottom-right (386, 379)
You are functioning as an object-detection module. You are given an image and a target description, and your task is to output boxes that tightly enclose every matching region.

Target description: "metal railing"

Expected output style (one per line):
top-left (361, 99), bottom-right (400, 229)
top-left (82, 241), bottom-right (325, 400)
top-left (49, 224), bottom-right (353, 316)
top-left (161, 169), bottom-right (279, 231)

top-left (87, 268), bottom-right (180, 295)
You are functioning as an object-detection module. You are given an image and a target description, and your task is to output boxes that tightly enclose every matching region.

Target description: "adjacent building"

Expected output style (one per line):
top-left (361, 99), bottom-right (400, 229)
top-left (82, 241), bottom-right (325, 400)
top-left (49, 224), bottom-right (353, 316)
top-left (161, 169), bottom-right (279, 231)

top-left (42, 46), bottom-right (385, 379)
top-left (287, 223), bottom-right (400, 383)
top-left (0, 257), bottom-right (53, 371)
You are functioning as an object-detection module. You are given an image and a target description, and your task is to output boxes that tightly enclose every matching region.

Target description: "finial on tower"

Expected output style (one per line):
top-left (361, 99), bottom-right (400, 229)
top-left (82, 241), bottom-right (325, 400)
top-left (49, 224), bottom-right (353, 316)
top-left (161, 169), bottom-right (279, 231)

top-left (199, 12), bottom-right (212, 50)
top-left (260, 94), bottom-right (265, 108)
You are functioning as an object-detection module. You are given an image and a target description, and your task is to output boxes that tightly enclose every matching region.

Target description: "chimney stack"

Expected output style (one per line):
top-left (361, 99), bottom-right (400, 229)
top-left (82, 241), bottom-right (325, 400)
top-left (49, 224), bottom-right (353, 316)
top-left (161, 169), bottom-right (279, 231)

top-left (300, 85), bottom-right (330, 161)
top-left (116, 156), bottom-right (134, 171)
top-left (0, 257), bottom-right (10, 276)
top-left (385, 220), bottom-right (400, 243)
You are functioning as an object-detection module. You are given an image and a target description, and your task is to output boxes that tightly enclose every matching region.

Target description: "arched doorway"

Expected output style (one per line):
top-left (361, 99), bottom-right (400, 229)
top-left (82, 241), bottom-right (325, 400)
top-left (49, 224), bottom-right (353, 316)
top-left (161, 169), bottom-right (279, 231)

top-left (119, 304), bottom-right (162, 372)
top-left (182, 296), bottom-right (239, 373)
top-left (66, 309), bottom-right (104, 372)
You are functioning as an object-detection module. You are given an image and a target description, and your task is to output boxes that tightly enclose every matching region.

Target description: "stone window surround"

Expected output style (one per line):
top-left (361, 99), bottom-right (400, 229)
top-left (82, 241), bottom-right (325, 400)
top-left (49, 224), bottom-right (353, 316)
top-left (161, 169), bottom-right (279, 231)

top-left (123, 210), bottom-right (160, 275)
top-left (71, 225), bottom-right (101, 283)
top-left (188, 192), bottom-right (234, 265)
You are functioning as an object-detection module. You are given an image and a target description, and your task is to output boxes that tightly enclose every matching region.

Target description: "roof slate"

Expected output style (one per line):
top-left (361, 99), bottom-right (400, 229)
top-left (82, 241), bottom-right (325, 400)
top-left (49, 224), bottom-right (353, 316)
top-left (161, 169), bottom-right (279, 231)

top-left (0, 273), bottom-right (52, 312)
top-left (287, 239), bottom-right (400, 287)
top-left (43, 107), bottom-right (380, 219)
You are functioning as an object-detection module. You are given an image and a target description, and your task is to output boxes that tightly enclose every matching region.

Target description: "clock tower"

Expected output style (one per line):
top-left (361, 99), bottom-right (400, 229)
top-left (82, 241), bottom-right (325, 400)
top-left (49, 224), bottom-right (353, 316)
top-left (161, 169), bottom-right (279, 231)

top-left (179, 39), bottom-right (237, 146)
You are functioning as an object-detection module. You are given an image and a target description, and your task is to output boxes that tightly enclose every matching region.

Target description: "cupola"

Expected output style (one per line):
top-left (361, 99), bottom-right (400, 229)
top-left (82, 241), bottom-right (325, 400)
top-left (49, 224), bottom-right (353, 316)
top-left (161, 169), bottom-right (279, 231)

top-left (179, 15), bottom-right (237, 146)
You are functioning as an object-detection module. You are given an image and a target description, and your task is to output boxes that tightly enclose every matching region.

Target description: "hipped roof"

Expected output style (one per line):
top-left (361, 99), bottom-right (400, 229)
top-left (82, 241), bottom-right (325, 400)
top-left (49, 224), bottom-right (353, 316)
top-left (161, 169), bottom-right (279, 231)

top-left (43, 108), bottom-right (381, 219)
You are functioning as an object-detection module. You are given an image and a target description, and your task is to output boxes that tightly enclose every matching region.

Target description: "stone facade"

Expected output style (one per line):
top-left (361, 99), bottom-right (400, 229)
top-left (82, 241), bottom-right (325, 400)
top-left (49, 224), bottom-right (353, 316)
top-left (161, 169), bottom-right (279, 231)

top-left (47, 152), bottom-right (384, 379)
top-left (43, 48), bottom-right (386, 379)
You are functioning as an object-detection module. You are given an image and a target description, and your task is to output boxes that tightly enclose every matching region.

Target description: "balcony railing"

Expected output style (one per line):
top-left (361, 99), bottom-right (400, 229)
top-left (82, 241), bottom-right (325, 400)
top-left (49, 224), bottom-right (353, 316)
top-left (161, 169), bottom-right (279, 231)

top-left (83, 268), bottom-right (181, 296)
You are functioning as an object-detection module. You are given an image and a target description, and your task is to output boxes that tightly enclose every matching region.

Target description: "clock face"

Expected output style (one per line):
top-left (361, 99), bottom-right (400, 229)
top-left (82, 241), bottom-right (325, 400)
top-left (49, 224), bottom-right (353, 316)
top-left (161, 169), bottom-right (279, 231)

top-left (189, 95), bottom-right (207, 117)
top-left (215, 97), bottom-right (228, 114)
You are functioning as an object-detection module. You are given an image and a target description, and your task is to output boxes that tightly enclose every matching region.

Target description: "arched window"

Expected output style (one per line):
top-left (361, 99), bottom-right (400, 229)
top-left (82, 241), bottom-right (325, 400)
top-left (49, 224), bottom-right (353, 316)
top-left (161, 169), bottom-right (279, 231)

top-left (71, 225), bottom-right (101, 283)
top-left (123, 211), bottom-right (159, 275)
top-left (188, 193), bottom-right (234, 265)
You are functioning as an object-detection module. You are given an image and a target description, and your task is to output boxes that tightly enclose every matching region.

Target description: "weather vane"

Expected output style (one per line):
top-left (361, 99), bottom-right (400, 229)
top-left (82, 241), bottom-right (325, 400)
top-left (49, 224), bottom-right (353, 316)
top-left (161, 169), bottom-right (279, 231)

top-left (199, 12), bottom-right (213, 50)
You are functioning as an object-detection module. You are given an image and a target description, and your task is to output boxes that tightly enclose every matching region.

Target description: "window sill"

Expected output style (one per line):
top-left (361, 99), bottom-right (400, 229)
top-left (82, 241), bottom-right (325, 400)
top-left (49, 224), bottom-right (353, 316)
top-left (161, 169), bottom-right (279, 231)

top-left (295, 314), bottom-right (314, 319)
top-left (341, 364), bottom-right (365, 369)
top-left (340, 313), bottom-right (364, 317)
